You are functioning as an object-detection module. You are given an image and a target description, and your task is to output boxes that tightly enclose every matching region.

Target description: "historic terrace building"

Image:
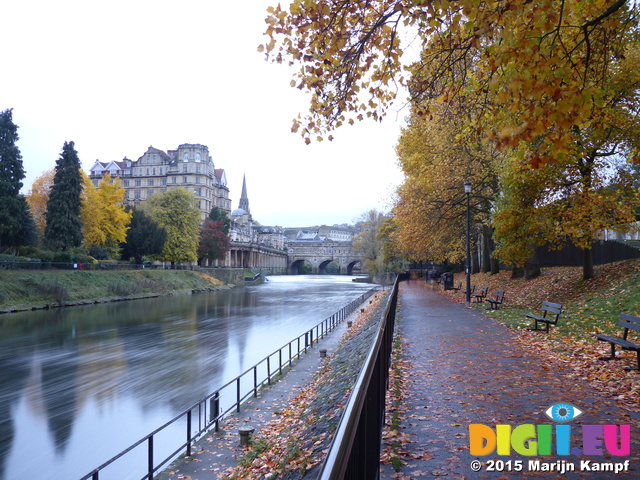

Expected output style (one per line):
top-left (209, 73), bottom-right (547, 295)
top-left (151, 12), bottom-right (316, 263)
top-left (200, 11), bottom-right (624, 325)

top-left (89, 143), bottom-right (231, 220)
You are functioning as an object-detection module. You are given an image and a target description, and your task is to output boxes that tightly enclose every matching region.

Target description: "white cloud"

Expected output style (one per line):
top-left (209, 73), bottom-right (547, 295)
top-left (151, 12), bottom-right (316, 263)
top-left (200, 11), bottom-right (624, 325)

top-left (1, 0), bottom-right (406, 227)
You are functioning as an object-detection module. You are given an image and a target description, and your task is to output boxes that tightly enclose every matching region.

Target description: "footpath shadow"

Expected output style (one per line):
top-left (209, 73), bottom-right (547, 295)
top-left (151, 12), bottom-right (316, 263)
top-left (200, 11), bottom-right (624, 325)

top-left (381, 279), bottom-right (640, 479)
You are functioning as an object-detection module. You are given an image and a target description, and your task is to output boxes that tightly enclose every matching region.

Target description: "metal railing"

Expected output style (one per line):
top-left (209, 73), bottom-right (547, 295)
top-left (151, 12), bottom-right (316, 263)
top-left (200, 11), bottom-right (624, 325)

top-left (79, 287), bottom-right (379, 480)
top-left (319, 273), bottom-right (406, 479)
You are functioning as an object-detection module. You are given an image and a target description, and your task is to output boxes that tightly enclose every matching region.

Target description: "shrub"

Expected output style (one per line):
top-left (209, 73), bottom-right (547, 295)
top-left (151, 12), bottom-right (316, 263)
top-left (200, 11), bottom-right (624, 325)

top-left (88, 246), bottom-right (109, 260)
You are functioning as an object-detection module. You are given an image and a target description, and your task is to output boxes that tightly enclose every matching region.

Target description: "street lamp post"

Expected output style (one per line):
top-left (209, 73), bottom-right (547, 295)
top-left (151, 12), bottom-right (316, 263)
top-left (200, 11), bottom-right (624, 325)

top-left (464, 180), bottom-right (472, 307)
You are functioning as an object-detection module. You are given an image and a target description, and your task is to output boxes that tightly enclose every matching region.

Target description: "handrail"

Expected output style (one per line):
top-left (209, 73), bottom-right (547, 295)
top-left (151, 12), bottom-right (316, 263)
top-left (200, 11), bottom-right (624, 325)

top-left (79, 287), bottom-right (380, 480)
top-left (319, 273), bottom-right (405, 479)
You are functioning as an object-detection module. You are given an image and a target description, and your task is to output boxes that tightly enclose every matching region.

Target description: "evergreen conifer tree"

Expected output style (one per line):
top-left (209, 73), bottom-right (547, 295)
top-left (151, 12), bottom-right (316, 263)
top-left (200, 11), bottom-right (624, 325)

top-left (120, 207), bottom-right (167, 264)
top-left (44, 141), bottom-right (84, 250)
top-left (0, 109), bottom-right (27, 250)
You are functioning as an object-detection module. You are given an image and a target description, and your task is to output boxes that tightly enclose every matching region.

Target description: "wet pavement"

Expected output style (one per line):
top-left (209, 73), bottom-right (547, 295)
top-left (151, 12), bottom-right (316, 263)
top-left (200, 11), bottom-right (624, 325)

top-left (379, 280), bottom-right (640, 479)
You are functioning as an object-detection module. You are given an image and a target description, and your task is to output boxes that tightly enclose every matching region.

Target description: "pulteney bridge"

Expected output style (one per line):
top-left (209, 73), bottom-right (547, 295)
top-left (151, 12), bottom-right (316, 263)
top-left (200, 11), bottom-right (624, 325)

top-left (286, 240), bottom-right (362, 275)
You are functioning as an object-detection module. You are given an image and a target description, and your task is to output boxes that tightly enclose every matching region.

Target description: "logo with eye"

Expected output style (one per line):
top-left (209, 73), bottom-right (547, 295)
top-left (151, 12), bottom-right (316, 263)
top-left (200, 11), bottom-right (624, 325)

top-left (544, 402), bottom-right (584, 422)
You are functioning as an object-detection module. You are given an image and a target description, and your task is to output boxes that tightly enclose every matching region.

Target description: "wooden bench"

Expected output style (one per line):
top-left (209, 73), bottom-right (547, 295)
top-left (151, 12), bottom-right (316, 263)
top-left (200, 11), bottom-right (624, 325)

top-left (451, 281), bottom-right (462, 291)
top-left (487, 290), bottom-right (505, 310)
top-left (525, 301), bottom-right (563, 332)
top-left (472, 286), bottom-right (488, 303)
top-left (462, 284), bottom-right (475, 296)
top-left (594, 313), bottom-right (640, 371)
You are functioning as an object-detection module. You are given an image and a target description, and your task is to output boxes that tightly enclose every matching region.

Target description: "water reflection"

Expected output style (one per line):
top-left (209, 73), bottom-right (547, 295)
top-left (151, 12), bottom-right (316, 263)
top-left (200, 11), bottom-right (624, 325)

top-left (0, 275), bottom-right (373, 480)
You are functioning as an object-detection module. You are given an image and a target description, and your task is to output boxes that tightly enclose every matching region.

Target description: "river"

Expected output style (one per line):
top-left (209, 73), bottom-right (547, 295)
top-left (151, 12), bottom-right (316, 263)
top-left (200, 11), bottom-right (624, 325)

top-left (0, 275), bottom-right (376, 480)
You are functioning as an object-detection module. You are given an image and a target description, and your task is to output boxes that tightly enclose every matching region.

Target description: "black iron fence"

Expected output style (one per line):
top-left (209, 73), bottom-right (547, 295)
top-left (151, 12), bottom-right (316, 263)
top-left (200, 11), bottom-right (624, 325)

top-left (79, 287), bottom-right (380, 480)
top-left (0, 261), bottom-right (183, 270)
top-left (319, 273), bottom-right (406, 479)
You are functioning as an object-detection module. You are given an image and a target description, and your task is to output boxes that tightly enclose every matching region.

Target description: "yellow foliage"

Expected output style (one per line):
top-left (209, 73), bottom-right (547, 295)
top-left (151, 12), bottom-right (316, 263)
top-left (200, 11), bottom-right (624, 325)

top-left (81, 172), bottom-right (132, 256)
top-left (26, 169), bottom-right (55, 239)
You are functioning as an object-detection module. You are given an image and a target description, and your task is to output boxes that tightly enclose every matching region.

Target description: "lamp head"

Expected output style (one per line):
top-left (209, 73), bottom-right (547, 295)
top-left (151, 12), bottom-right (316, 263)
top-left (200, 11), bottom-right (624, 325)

top-left (464, 180), bottom-right (472, 194)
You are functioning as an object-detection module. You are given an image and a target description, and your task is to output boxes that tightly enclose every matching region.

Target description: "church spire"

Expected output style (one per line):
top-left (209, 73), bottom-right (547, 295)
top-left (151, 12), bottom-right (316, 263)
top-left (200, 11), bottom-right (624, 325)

top-left (239, 174), bottom-right (250, 214)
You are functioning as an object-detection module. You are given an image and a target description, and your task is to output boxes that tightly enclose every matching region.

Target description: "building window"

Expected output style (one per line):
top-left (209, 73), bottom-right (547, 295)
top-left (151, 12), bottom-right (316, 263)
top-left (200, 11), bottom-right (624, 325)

top-left (148, 179), bottom-right (154, 186)
top-left (123, 180), bottom-right (130, 187)
top-left (135, 179), bottom-right (141, 186)
top-left (135, 190), bottom-right (141, 199)
top-left (196, 177), bottom-right (201, 184)
top-left (152, 168), bottom-right (156, 175)
top-left (146, 168), bottom-right (149, 175)
top-left (147, 190), bottom-right (153, 198)
top-left (183, 176), bottom-right (187, 183)
top-left (172, 177), bottom-right (177, 184)
top-left (161, 178), bottom-right (166, 185)
top-left (196, 165), bottom-right (201, 174)
top-left (183, 165), bottom-right (187, 173)
top-left (195, 153), bottom-right (201, 162)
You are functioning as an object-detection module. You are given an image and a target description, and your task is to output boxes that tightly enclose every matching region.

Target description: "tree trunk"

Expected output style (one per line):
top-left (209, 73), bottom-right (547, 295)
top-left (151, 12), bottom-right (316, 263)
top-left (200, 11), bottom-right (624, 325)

top-left (583, 247), bottom-right (594, 280)
top-left (490, 257), bottom-right (500, 275)
top-left (482, 225), bottom-right (491, 273)
top-left (511, 266), bottom-right (525, 279)
top-left (524, 251), bottom-right (541, 279)
top-left (472, 241), bottom-right (480, 274)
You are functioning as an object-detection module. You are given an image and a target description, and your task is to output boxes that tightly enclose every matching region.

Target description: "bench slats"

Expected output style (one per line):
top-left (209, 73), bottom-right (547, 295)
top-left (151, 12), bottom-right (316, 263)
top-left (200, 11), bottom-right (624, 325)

top-left (526, 301), bottom-right (563, 332)
top-left (594, 313), bottom-right (640, 370)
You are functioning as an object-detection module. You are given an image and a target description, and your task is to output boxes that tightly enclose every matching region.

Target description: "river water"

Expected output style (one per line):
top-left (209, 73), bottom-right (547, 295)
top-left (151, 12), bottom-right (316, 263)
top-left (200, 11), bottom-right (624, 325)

top-left (0, 275), bottom-right (375, 480)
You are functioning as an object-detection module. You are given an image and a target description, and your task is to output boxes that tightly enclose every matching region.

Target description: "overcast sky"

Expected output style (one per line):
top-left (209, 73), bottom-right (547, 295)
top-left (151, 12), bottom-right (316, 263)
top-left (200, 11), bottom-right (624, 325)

top-left (1, 0), bottom-right (407, 227)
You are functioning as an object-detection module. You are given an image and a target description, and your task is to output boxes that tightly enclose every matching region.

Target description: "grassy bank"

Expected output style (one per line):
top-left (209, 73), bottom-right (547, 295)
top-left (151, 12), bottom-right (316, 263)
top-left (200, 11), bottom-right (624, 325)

top-left (440, 258), bottom-right (640, 409)
top-left (0, 269), bottom-right (225, 312)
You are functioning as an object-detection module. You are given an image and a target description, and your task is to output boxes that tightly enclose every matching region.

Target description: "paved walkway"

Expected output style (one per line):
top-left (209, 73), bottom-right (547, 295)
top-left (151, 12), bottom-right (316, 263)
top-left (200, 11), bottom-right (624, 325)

top-left (380, 280), bottom-right (640, 479)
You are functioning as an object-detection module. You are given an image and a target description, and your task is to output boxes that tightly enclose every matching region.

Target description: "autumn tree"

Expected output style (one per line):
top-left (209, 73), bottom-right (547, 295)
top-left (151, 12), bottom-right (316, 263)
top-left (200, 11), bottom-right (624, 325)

top-left (198, 219), bottom-right (230, 265)
top-left (26, 169), bottom-right (55, 240)
top-left (352, 209), bottom-right (399, 282)
top-left (0, 108), bottom-right (28, 251)
top-left (147, 188), bottom-right (201, 265)
top-left (393, 105), bottom-right (501, 272)
top-left (263, 0), bottom-right (639, 167)
top-left (81, 172), bottom-right (132, 258)
top-left (120, 207), bottom-right (167, 264)
top-left (493, 45), bottom-right (640, 280)
top-left (44, 141), bottom-right (84, 251)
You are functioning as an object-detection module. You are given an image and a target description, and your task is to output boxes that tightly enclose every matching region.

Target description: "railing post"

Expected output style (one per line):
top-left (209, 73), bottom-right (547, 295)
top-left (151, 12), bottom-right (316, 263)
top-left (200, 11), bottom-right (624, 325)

top-left (236, 378), bottom-right (241, 412)
top-left (279, 349), bottom-right (282, 375)
top-left (186, 410), bottom-right (192, 457)
top-left (210, 392), bottom-right (220, 432)
top-left (267, 357), bottom-right (271, 385)
top-left (254, 366), bottom-right (258, 397)
top-left (147, 435), bottom-right (154, 480)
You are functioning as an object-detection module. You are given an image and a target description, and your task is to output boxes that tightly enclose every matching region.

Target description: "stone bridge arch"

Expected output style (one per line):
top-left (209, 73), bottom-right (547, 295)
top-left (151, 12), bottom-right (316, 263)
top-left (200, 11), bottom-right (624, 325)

top-left (286, 239), bottom-right (362, 275)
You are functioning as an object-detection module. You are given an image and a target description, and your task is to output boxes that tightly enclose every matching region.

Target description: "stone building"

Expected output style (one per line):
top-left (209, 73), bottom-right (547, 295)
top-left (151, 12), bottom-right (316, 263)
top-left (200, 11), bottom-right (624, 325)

top-left (89, 143), bottom-right (231, 220)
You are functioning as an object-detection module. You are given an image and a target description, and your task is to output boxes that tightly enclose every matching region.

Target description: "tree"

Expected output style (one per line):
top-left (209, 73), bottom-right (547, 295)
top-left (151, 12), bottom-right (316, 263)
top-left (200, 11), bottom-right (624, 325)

top-left (0, 109), bottom-right (26, 250)
top-left (393, 105), bottom-right (501, 272)
top-left (352, 209), bottom-right (399, 282)
top-left (3, 196), bottom-right (38, 251)
top-left (198, 219), bottom-right (230, 264)
top-left (493, 45), bottom-right (640, 279)
top-left (262, 0), bottom-right (639, 167)
top-left (208, 206), bottom-right (231, 234)
top-left (120, 207), bottom-right (167, 264)
top-left (44, 141), bottom-right (84, 251)
top-left (147, 188), bottom-right (201, 264)
top-left (81, 172), bottom-right (132, 258)
top-left (26, 169), bottom-right (55, 240)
